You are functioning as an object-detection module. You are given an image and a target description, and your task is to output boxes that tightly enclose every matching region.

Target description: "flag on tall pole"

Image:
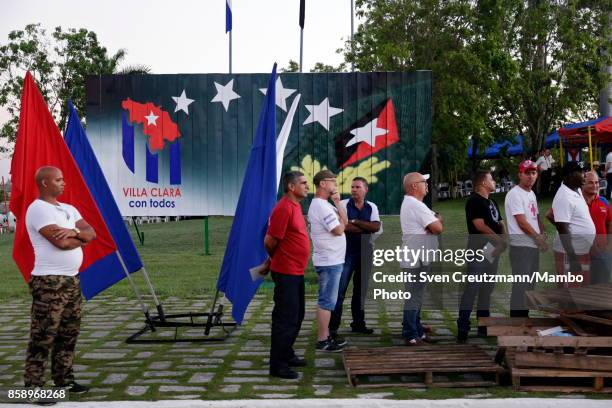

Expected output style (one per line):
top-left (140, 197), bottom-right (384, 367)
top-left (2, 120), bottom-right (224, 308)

top-left (299, 0), bottom-right (305, 72)
top-left (216, 63), bottom-right (278, 324)
top-left (64, 101), bottom-right (145, 297)
top-left (9, 72), bottom-right (118, 298)
top-left (226, 0), bottom-right (233, 73)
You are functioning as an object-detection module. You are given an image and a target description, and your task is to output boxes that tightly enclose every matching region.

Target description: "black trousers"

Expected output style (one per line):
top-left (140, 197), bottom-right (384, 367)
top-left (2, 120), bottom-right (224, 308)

top-left (607, 173), bottom-right (612, 200)
top-left (509, 246), bottom-right (540, 317)
top-left (270, 271), bottom-right (304, 371)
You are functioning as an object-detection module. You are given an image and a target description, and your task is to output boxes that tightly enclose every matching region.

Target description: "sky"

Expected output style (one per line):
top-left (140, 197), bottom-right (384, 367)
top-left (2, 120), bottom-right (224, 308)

top-left (0, 0), bottom-right (362, 181)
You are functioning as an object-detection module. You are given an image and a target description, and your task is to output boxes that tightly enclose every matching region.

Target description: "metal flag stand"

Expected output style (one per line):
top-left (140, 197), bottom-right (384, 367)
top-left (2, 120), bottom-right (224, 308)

top-left (122, 222), bottom-right (236, 343)
top-left (125, 287), bottom-right (237, 344)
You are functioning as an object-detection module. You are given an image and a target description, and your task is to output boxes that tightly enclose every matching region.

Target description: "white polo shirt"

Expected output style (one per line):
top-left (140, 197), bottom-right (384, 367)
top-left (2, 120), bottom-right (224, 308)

top-left (400, 195), bottom-right (439, 267)
top-left (552, 183), bottom-right (596, 255)
top-left (504, 185), bottom-right (540, 248)
top-left (308, 197), bottom-right (346, 266)
top-left (607, 152), bottom-right (612, 174)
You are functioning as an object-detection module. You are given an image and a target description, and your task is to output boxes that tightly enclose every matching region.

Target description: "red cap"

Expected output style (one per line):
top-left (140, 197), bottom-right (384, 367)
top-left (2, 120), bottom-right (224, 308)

top-left (519, 160), bottom-right (537, 173)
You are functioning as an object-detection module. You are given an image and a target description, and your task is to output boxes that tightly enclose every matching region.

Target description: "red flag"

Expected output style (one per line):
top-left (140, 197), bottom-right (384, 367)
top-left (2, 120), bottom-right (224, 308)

top-left (10, 72), bottom-right (117, 282)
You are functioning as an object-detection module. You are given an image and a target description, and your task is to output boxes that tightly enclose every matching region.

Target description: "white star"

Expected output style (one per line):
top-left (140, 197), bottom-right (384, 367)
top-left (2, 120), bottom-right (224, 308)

top-left (346, 118), bottom-right (388, 147)
top-left (144, 111), bottom-right (159, 126)
top-left (303, 97), bottom-right (343, 131)
top-left (211, 79), bottom-right (241, 111)
top-left (259, 77), bottom-right (296, 112)
top-left (172, 90), bottom-right (194, 114)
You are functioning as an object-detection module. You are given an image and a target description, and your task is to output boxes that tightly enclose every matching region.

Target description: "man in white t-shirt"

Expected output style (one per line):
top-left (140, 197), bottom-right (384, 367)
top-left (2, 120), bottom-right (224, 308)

top-left (548, 162), bottom-right (596, 286)
top-left (535, 148), bottom-right (555, 196)
top-left (606, 149), bottom-right (612, 199)
top-left (400, 172), bottom-right (443, 346)
top-left (23, 166), bottom-right (96, 394)
top-left (504, 160), bottom-right (548, 317)
top-left (308, 170), bottom-right (348, 352)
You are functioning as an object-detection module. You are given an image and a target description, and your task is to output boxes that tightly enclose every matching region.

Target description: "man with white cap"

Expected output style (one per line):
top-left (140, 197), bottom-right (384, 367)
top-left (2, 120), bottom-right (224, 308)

top-left (400, 172), bottom-right (443, 346)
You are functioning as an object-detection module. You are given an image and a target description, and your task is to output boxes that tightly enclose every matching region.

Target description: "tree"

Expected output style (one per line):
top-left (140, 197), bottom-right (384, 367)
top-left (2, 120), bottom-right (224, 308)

top-left (343, 0), bottom-right (498, 182)
top-left (281, 59), bottom-right (347, 73)
top-left (342, 0), bottom-right (611, 179)
top-left (0, 24), bottom-right (132, 151)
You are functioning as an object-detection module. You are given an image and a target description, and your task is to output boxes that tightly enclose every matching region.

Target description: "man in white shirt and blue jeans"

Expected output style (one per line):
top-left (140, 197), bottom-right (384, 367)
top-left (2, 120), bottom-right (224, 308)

top-left (308, 170), bottom-right (348, 352)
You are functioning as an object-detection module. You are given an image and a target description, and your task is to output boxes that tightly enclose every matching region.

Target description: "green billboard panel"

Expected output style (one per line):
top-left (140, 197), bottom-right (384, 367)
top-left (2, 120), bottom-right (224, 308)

top-left (86, 71), bottom-right (431, 215)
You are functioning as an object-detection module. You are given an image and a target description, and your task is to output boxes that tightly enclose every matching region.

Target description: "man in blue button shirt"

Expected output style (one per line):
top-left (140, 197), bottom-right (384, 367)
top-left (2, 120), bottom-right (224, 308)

top-left (329, 177), bottom-right (381, 337)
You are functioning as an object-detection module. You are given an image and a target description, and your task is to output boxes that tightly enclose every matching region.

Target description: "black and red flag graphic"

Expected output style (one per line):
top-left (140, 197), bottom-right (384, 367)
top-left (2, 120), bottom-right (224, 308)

top-left (334, 98), bottom-right (399, 168)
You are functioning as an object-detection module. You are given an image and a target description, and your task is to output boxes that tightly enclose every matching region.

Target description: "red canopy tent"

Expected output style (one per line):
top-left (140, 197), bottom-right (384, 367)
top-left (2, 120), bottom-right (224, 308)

top-left (556, 116), bottom-right (612, 168)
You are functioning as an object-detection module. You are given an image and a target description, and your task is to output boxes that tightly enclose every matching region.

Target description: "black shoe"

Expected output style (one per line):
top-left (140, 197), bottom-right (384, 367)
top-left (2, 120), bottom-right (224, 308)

top-left (457, 331), bottom-right (468, 344)
top-left (330, 332), bottom-right (348, 347)
top-left (316, 336), bottom-right (345, 352)
top-left (60, 381), bottom-right (89, 394)
top-left (477, 326), bottom-right (488, 337)
top-left (351, 325), bottom-right (374, 334)
top-left (288, 356), bottom-right (307, 367)
top-left (269, 367), bottom-right (298, 379)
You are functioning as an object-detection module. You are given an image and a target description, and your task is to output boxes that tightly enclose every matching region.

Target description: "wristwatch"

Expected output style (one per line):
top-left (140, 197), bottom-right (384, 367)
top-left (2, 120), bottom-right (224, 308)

top-left (73, 227), bottom-right (81, 237)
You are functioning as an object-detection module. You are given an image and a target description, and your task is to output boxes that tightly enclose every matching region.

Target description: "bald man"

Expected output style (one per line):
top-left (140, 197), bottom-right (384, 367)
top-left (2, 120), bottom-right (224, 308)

top-left (582, 171), bottom-right (612, 283)
top-left (24, 166), bottom-right (95, 395)
top-left (400, 172), bottom-right (443, 345)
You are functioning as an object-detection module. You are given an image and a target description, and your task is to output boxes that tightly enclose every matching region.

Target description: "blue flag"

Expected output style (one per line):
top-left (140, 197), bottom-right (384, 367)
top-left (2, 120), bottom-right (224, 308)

top-left (217, 64), bottom-right (278, 324)
top-left (64, 101), bottom-right (144, 298)
top-left (226, 0), bottom-right (232, 33)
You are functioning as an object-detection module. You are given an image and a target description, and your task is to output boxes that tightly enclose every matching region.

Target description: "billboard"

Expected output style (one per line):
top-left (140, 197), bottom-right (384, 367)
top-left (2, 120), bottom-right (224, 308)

top-left (86, 72), bottom-right (431, 216)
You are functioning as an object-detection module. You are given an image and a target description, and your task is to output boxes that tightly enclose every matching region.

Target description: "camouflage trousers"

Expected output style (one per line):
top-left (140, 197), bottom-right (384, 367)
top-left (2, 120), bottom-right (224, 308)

top-left (24, 275), bottom-right (82, 387)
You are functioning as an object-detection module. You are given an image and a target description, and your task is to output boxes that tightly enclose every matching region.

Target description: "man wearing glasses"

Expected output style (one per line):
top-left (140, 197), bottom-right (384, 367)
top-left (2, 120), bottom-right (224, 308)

top-left (308, 170), bottom-right (348, 352)
top-left (400, 172), bottom-right (443, 346)
top-left (24, 166), bottom-right (96, 395)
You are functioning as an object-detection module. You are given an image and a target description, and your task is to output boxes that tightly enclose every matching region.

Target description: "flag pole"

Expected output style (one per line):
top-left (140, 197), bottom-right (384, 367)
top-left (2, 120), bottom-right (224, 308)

top-left (299, 0), bottom-right (305, 73)
top-left (229, 30), bottom-right (233, 74)
top-left (350, 0), bottom-right (354, 72)
top-left (300, 29), bottom-right (303, 73)
top-left (114, 250), bottom-right (155, 327)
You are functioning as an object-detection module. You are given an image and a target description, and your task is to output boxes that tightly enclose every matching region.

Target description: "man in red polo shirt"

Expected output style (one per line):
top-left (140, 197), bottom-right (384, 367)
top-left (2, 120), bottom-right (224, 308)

top-left (264, 171), bottom-right (310, 379)
top-left (583, 171), bottom-right (612, 283)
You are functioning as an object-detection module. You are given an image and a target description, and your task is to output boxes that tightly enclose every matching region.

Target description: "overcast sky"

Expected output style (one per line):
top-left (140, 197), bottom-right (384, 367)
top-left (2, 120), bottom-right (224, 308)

top-left (0, 0), bottom-right (362, 180)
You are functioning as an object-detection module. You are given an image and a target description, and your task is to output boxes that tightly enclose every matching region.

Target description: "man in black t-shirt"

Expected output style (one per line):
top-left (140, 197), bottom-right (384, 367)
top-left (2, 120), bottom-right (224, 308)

top-left (457, 170), bottom-right (507, 343)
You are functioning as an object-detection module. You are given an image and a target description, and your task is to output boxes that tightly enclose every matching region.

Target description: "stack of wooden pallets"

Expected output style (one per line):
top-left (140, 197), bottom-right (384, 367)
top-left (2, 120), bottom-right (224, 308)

top-left (481, 283), bottom-right (612, 393)
top-left (342, 344), bottom-right (501, 388)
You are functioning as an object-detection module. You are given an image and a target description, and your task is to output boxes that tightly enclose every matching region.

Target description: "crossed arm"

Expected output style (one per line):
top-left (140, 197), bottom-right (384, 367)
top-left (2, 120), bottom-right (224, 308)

top-left (39, 219), bottom-right (96, 250)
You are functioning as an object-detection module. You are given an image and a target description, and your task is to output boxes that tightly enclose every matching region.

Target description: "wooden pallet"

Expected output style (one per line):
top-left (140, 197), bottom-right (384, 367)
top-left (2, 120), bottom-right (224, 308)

top-left (511, 366), bottom-right (612, 393)
top-left (342, 344), bottom-right (501, 388)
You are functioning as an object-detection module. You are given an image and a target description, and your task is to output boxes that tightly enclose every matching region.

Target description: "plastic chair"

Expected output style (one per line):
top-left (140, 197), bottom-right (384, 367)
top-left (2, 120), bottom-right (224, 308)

top-left (464, 180), bottom-right (473, 196)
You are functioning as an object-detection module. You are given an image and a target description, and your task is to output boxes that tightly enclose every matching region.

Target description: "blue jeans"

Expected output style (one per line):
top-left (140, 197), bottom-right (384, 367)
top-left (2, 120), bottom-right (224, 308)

top-left (315, 264), bottom-right (343, 311)
top-left (402, 264), bottom-right (431, 340)
top-left (456, 256), bottom-right (499, 334)
top-left (329, 250), bottom-right (372, 332)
